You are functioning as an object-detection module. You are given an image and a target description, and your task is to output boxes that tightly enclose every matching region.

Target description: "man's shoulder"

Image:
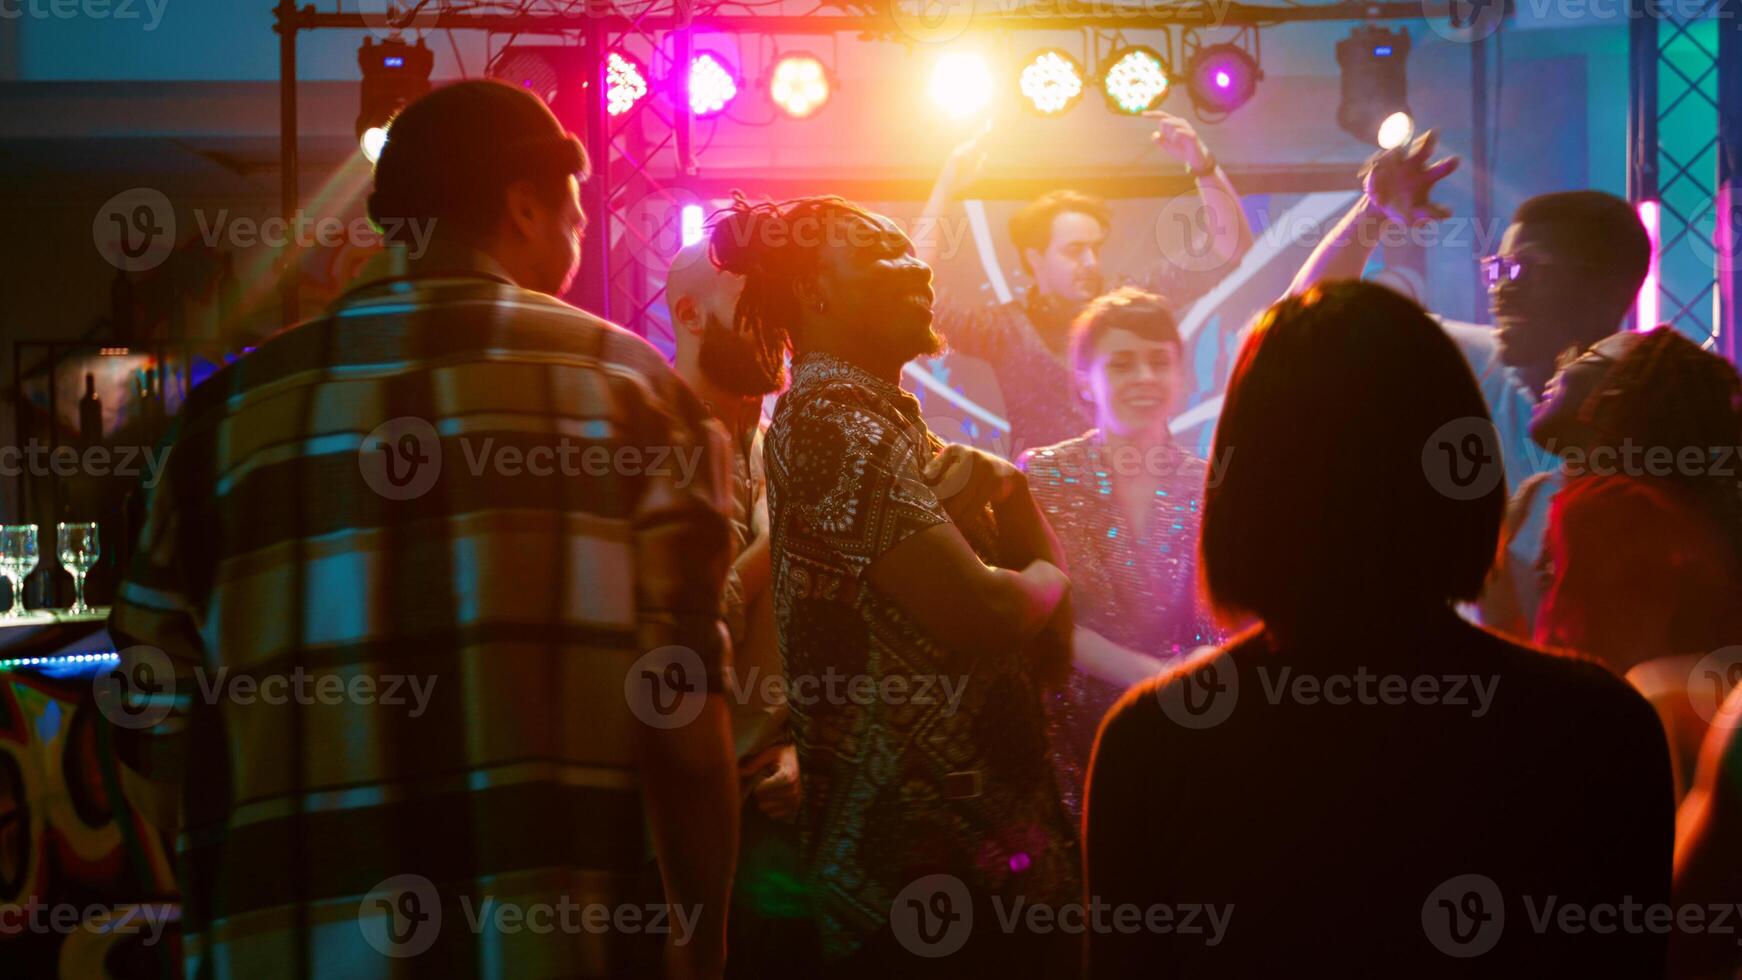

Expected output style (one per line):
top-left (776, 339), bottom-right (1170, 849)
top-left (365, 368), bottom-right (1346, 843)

top-left (1433, 317), bottom-right (1500, 371)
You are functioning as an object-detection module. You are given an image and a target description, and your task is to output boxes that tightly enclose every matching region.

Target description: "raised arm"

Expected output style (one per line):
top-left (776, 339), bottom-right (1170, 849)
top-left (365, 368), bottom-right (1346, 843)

top-left (1286, 129), bottom-right (1459, 298)
top-left (1146, 111), bottom-right (1253, 274)
top-left (915, 121), bottom-right (992, 270)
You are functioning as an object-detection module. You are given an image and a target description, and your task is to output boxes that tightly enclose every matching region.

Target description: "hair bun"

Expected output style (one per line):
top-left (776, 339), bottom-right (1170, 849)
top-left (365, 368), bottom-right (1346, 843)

top-left (709, 192), bottom-right (787, 278)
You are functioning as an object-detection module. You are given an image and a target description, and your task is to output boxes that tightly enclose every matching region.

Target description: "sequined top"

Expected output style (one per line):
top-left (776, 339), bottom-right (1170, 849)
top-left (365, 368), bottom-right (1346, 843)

top-left (765, 352), bottom-right (1079, 961)
top-left (1019, 432), bottom-right (1217, 821)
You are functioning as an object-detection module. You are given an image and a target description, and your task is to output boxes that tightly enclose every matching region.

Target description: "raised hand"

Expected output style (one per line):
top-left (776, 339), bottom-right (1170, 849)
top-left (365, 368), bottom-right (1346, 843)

top-left (1144, 110), bottom-right (1212, 172)
top-left (940, 119), bottom-right (994, 199)
top-left (1361, 128), bottom-right (1460, 227)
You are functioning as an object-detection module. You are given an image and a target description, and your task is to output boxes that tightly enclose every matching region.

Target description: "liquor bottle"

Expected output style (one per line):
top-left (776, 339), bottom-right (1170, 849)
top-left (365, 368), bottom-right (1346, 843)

top-left (79, 372), bottom-right (102, 448)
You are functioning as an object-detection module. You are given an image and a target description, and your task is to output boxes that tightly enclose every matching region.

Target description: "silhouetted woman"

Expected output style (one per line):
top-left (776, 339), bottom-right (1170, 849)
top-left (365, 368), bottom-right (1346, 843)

top-left (1083, 281), bottom-right (1674, 978)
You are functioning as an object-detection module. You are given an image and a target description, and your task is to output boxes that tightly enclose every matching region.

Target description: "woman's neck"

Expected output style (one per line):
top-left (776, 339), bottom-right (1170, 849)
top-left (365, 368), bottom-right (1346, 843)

top-left (1101, 422), bottom-right (1173, 458)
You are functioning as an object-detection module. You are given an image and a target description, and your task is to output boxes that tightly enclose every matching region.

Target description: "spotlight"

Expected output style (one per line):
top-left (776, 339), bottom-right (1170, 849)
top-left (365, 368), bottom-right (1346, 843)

top-left (770, 53), bottom-right (832, 119)
top-left (1019, 49), bottom-right (1085, 116)
top-left (360, 126), bottom-right (390, 164)
top-left (689, 53), bottom-right (740, 117)
top-left (931, 52), bottom-right (995, 119)
top-left (1184, 43), bottom-right (1260, 117)
top-left (607, 51), bottom-right (649, 116)
top-left (1337, 25), bottom-right (1411, 145)
top-left (1100, 46), bottom-right (1170, 115)
top-left (1377, 110), bottom-right (1414, 149)
top-left (356, 37), bottom-right (433, 161)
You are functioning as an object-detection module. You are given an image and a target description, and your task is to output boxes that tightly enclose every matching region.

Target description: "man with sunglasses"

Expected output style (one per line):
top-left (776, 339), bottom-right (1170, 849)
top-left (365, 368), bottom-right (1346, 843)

top-left (1287, 132), bottom-right (1653, 493)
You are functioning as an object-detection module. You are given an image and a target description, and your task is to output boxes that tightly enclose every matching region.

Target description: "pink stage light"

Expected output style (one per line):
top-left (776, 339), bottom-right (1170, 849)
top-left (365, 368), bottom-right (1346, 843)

top-left (1636, 200), bottom-right (1660, 330)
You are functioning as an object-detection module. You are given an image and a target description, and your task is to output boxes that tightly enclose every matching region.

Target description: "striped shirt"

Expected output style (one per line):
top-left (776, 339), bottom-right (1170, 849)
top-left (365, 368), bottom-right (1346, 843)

top-left (107, 248), bottom-right (733, 979)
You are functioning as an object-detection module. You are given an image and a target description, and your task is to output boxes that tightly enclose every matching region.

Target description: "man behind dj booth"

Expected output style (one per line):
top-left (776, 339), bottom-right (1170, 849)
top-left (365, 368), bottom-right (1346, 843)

top-left (103, 80), bottom-right (738, 979)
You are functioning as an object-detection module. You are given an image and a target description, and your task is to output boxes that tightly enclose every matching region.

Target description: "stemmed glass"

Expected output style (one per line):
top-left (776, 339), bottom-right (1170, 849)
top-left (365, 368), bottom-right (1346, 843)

top-left (57, 523), bottom-right (99, 615)
top-left (1, 525), bottom-right (39, 619)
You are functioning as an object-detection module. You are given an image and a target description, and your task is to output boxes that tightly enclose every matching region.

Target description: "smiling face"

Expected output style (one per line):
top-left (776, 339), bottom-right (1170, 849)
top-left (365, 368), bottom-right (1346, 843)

top-left (1489, 219), bottom-right (1634, 374)
top-left (1080, 325), bottom-right (1184, 438)
top-left (1026, 210), bottom-right (1107, 306)
top-left (803, 211), bottom-right (940, 371)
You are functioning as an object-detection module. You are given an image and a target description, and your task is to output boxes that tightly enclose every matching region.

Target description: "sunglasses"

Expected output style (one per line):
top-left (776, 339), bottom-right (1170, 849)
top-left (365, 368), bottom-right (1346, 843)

top-left (1478, 253), bottom-right (1596, 291)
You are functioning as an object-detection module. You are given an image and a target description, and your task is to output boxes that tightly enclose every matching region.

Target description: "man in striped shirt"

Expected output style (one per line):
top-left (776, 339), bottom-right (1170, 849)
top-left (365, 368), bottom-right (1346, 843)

top-left (104, 80), bottom-right (738, 979)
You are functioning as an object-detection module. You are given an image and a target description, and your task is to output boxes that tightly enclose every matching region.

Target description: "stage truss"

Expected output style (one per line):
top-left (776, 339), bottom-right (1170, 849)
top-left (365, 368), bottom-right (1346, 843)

top-left (273, 0), bottom-right (1472, 335)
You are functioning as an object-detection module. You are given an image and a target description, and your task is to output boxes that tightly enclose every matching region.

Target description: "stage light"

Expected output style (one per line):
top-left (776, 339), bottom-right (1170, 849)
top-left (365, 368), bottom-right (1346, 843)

top-left (931, 52), bottom-right (995, 119)
top-left (1184, 43), bottom-right (1260, 117)
top-left (1100, 46), bottom-right (1169, 115)
top-left (356, 36), bottom-right (433, 160)
top-left (680, 204), bottom-right (707, 247)
top-left (1337, 25), bottom-right (1412, 145)
top-left (1376, 110), bottom-right (1414, 150)
top-left (770, 53), bottom-right (831, 119)
top-left (690, 53), bottom-right (740, 117)
top-left (360, 126), bottom-right (390, 164)
top-left (607, 51), bottom-right (649, 116)
top-left (1019, 49), bottom-right (1085, 116)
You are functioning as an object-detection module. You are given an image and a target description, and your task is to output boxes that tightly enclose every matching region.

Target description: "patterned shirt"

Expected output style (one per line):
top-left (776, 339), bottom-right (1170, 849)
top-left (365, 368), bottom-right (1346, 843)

top-left (107, 248), bottom-right (733, 979)
top-left (1019, 433), bottom-right (1216, 821)
top-left (764, 352), bottom-right (1078, 961)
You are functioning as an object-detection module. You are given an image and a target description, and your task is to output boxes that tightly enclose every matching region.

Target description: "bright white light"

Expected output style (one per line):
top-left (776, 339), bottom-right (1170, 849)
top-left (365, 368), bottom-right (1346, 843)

top-left (361, 126), bottom-right (389, 163)
top-left (1637, 200), bottom-right (1660, 330)
top-left (1019, 50), bottom-right (1084, 116)
top-left (690, 53), bottom-right (739, 117)
top-left (681, 204), bottom-right (705, 247)
top-left (607, 52), bottom-right (649, 117)
top-left (931, 52), bottom-right (995, 119)
top-left (1376, 111), bottom-right (1414, 149)
top-left (1104, 48), bottom-right (1169, 115)
top-left (771, 54), bottom-right (831, 119)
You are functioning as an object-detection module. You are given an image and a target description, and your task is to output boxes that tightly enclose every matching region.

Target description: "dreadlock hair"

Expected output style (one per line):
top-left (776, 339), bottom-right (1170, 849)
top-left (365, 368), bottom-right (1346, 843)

top-left (707, 191), bottom-right (882, 389)
top-left (1586, 327), bottom-right (1742, 566)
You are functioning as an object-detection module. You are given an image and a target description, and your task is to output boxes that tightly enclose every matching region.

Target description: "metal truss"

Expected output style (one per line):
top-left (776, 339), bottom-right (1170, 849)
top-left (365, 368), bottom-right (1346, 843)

top-left (275, 0), bottom-right (1468, 335)
top-left (1630, 0), bottom-right (1738, 360)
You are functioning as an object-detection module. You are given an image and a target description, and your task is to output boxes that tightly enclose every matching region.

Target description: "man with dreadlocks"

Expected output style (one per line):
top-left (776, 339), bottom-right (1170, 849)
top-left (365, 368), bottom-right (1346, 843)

top-left (711, 193), bottom-right (1079, 975)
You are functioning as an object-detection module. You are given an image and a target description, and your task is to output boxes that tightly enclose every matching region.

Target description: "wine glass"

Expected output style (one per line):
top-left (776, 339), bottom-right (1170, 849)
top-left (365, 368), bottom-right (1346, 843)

top-left (1, 525), bottom-right (39, 619)
top-left (57, 523), bottom-right (99, 615)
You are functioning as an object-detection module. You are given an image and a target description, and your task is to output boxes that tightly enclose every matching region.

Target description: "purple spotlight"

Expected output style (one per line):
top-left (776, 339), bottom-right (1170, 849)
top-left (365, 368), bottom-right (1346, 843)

top-left (1009, 852), bottom-right (1032, 873)
top-left (1186, 43), bottom-right (1259, 115)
